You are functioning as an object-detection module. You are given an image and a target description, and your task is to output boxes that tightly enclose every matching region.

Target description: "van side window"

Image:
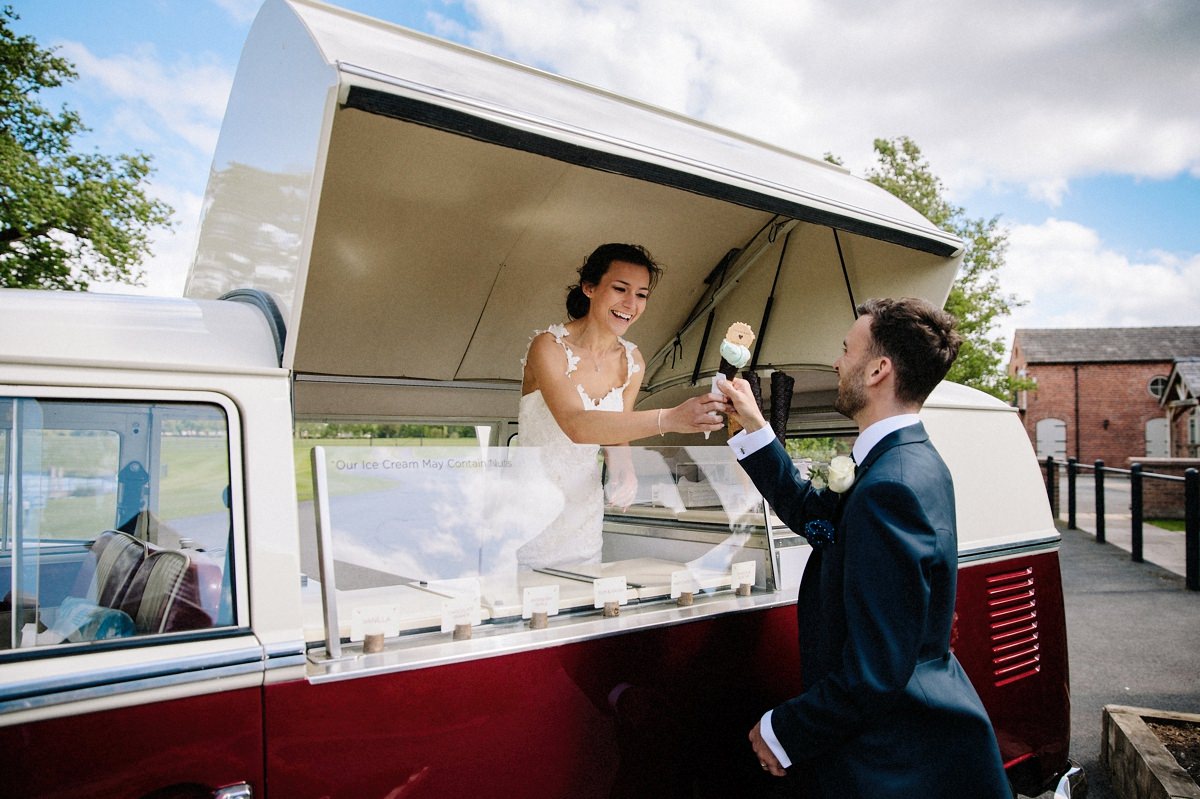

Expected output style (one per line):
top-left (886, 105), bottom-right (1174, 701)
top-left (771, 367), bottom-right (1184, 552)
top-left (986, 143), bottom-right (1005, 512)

top-left (0, 398), bottom-right (236, 651)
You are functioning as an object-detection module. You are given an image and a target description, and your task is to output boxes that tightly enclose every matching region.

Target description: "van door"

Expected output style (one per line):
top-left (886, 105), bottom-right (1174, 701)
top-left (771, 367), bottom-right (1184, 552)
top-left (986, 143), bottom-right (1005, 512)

top-left (0, 390), bottom-right (264, 799)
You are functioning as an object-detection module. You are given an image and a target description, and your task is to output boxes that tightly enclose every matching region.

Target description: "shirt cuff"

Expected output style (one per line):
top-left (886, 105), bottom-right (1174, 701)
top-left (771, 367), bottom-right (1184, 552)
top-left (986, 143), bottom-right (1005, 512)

top-left (760, 709), bottom-right (792, 768)
top-left (727, 424), bottom-right (778, 459)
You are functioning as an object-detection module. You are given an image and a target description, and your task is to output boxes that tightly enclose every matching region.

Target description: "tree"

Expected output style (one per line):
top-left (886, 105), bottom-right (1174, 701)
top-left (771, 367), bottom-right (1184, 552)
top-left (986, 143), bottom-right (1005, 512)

top-left (863, 137), bottom-right (1028, 400)
top-left (0, 6), bottom-right (172, 290)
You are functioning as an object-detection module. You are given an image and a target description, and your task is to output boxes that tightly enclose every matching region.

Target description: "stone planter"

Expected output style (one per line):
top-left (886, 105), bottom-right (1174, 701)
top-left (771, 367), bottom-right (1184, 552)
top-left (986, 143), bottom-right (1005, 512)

top-left (1102, 704), bottom-right (1200, 799)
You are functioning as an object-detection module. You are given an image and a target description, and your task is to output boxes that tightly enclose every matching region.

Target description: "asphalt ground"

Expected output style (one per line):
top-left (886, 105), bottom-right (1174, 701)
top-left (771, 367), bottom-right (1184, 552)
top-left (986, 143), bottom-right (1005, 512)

top-left (1056, 522), bottom-right (1200, 798)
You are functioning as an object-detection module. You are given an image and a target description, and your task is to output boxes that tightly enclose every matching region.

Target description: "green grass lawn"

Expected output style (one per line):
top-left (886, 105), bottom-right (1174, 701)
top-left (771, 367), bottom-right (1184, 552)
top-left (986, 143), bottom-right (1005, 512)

top-left (1147, 518), bottom-right (1187, 532)
top-left (35, 434), bottom-right (229, 537)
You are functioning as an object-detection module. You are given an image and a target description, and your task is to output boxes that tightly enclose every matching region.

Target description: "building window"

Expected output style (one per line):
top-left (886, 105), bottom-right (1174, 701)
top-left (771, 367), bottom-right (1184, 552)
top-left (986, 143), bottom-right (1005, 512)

top-left (1148, 375), bottom-right (1168, 399)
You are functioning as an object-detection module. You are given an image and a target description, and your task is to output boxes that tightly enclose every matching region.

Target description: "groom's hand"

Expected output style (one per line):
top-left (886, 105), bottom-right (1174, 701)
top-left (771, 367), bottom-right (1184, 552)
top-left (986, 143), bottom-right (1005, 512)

top-left (718, 377), bottom-right (767, 433)
top-left (749, 721), bottom-right (787, 777)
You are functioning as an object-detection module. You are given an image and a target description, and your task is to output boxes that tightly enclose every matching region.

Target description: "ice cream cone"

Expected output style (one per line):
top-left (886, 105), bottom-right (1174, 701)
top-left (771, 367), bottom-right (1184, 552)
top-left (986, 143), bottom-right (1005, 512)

top-left (770, 371), bottom-right (795, 444)
top-left (712, 322), bottom-right (755, 437)
top-left (746, 370), bottom-right (763, 409)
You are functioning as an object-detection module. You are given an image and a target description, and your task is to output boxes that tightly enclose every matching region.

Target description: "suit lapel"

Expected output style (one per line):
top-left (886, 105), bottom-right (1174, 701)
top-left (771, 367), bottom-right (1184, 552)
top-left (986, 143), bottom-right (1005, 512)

top-left (836, 421), bottom-right (929, 511)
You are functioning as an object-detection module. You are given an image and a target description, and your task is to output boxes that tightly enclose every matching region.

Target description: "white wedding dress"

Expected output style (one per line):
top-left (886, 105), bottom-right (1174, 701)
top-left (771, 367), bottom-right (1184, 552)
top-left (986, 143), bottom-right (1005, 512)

top-left (517, 324), bottom-right (639, 569)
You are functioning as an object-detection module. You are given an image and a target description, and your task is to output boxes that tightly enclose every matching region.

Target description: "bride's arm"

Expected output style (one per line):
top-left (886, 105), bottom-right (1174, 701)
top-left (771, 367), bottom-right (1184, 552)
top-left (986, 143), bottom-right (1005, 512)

top-left (527, 334), bottom-right (724, 444)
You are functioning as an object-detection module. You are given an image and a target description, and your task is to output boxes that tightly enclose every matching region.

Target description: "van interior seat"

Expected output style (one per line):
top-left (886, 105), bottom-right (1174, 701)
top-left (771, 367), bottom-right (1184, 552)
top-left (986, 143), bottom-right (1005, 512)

top-left (79, 530), bottom-right (150, 608)
top-left (66, 530), bottom-right (217, 638)
top-left (118, 549), bottom-right (217, 635)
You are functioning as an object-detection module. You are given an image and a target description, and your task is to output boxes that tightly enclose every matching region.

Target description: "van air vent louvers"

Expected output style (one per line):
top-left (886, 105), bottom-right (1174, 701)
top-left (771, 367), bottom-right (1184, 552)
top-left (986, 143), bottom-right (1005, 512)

top-left (985, 566), bottom-right (1041, 686)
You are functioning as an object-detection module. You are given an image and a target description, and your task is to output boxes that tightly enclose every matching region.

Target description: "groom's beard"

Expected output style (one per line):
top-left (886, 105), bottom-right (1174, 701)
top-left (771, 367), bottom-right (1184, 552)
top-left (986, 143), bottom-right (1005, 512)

top-left (833, 369), bottom-right (867, 420)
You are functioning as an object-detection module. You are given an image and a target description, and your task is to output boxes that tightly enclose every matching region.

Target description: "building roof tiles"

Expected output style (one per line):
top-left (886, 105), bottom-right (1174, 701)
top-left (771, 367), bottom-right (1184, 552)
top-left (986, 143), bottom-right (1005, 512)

top-left (1014, 327), bottom-right (1200, 364)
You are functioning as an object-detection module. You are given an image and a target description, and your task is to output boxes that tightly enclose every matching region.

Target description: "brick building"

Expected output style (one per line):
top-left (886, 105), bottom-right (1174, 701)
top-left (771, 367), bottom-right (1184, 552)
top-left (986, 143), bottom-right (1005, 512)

top-left (1007, 326), bottom-right (1200, 467)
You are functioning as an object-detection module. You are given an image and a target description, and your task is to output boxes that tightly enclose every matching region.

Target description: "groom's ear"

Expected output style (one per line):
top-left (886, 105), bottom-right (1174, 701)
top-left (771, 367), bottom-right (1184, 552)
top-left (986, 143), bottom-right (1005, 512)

top-left (865, 356), bottom-right (892, 387)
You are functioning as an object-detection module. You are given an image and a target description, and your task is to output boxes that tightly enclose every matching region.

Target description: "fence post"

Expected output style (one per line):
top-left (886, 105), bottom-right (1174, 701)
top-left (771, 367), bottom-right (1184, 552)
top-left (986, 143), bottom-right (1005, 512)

top-left (1045, 456), bottom-right (1056, 517)
top-left (1067, 458), bottom-right (1077, 530)
top-left (1186, 468), bottom-right (1198, 591)
top-left (1130, 463), bottom-right (1143, 564)
top-left (1094, 460), bottom-right (1106, 544)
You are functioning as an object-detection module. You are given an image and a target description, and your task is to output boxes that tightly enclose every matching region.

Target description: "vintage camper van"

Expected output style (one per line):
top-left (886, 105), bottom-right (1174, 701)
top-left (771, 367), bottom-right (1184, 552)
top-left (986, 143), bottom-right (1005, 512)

top-left (0, 1), bottom-right (1082, 797)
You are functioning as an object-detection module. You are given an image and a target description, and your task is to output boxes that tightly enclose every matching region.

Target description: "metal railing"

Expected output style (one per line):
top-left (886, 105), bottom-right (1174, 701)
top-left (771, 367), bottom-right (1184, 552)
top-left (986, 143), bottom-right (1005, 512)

top-left (1044, 456), bottom-right (1198, 591)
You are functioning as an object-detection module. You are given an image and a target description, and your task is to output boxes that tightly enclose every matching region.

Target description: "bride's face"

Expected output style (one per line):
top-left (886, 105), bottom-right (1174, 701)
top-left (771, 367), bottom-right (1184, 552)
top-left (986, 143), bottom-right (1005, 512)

top-left (583, 260), bottom-right (652, 335)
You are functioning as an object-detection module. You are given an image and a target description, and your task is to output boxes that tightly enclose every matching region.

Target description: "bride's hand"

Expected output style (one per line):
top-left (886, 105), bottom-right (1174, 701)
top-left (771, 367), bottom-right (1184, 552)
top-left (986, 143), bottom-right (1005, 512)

top-left (604, 461), bottom-right (638, 510)
top-left (665, 392), bottom-right (728, 435)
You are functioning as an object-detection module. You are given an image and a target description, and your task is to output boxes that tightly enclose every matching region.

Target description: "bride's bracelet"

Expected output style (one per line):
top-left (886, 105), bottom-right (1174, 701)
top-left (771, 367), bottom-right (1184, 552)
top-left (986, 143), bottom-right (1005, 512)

top-left (657, 408), bottom-right (664, 437)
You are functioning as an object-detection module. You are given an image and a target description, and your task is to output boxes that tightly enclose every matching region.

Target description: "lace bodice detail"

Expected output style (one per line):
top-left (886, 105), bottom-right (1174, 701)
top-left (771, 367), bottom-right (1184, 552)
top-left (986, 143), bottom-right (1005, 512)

top-left (521, 323), bottom-right (639, 411)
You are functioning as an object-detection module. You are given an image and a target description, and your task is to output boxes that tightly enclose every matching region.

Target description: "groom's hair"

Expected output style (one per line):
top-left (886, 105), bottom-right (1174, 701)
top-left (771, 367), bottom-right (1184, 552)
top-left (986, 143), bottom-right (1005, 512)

top-left (858, 297), bottom-right (962, 405)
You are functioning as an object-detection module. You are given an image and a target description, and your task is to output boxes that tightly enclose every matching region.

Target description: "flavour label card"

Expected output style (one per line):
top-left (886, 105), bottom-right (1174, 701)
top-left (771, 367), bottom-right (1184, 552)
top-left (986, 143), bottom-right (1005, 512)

top-left (522, 584), bottom-right (561, 619)
top-left (593, 576), bottom-right (628, 608)
top-left (441, 596), bottom-right (482, 632)
top-left (350, 605), bottom-right (402, 642)
top-left (670, 569), bottom-right (700, 598)
top-left (438, 578), bottom-right (483, 633)
top-left (731, 561), bottom-right (756, 590)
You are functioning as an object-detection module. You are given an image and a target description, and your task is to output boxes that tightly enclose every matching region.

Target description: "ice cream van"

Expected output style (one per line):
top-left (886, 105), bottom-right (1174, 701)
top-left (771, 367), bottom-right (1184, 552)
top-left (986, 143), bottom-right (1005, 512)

top-left (0, 1), bottom-right (1083, 797)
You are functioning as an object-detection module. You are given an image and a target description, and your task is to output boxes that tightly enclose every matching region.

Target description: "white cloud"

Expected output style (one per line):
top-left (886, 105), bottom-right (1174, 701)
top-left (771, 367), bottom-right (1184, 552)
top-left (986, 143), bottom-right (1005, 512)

top-left (56, 41), bottom-right (232, 154)
top-left (452, 0), bottom-right (1200, 199)
top-left (49, 41), bottom-right (234, 297)
top-left (996, 218), bottom-right (1200, 348)
top-left (211, 0), bottom-right (263, 25)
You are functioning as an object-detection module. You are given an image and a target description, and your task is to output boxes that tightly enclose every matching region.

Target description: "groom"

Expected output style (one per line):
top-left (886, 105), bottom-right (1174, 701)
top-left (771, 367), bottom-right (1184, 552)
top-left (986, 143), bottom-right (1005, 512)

top-left (718, 297), bottom-right (1010, 798)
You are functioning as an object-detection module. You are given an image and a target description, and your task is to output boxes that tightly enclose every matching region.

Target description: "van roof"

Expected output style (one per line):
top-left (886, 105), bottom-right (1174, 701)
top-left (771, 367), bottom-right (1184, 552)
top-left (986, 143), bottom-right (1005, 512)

top-left (925, 381), bottom-right (1015, 412)
top-left (187, 0), bottom-right (964, 413)
top-left (0, 289), bottom-right (281, 374)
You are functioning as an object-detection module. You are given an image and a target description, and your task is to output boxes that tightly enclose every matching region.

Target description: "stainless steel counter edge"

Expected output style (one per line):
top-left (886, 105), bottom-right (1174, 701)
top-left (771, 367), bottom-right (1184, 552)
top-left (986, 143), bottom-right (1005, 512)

top-left (305, 586), bottom-right (799, 684)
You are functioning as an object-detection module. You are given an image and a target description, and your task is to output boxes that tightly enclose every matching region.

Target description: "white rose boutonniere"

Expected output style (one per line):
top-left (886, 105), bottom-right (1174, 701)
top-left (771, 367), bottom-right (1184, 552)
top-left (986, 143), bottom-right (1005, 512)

top-left (808, 455), bottom-right (856, 493)
top-left (827, 455), bottom-right (856, 493)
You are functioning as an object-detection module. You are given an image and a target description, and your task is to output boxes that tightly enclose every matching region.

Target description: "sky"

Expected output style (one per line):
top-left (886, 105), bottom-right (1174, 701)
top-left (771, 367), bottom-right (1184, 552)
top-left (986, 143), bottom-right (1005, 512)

top-left (11, 0), bottom-right (1200, 353)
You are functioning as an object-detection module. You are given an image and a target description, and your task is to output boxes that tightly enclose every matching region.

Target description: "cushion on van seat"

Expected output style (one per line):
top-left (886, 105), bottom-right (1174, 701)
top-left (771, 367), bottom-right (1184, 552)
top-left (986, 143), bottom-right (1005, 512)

top-left (120, 549), bottom-right (215, 634)
top-left (72, 530), bottom-right (149, 608)
top-left (47, 596), bottom-right (135, 643)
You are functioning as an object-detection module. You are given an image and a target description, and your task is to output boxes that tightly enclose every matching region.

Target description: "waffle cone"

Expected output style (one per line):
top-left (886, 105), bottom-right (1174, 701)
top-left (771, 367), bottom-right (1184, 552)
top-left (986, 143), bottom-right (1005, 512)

top-left (770, 371), bottom-right (795, 443)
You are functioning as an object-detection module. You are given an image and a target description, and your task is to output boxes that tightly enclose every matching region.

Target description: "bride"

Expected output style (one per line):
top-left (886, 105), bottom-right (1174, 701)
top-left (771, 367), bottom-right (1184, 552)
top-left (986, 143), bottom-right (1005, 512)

top-left (517, 243), bottom-right (727, 569)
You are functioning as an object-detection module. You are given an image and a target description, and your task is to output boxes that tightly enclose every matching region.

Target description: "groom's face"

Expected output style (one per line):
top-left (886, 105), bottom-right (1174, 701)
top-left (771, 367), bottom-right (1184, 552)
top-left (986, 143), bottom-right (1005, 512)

top-left (833, 315), bottom-right (874, 419)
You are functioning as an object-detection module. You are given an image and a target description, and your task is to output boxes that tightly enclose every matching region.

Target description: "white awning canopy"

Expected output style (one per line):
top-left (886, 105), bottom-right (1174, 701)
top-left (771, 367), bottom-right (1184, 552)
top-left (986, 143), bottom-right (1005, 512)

top-left (188, 0), bottom-right (962, 418)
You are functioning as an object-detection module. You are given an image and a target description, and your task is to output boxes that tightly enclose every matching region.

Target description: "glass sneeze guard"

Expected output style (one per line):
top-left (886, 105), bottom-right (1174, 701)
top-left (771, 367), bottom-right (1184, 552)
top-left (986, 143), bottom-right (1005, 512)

top-left (307, 443), bottom-right (800, 660)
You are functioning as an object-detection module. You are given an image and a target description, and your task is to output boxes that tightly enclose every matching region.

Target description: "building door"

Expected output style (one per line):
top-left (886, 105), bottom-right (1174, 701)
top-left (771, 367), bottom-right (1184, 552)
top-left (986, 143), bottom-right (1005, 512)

top-left (1145, 417), bottom-right (1169, 457)
top-left (1036, 418), bottom-right (1067, 461)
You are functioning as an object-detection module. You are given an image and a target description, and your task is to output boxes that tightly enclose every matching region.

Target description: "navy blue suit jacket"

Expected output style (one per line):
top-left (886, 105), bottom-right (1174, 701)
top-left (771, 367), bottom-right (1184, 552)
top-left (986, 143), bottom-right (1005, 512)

top-left (740, 422), bottom-right (1009, 798)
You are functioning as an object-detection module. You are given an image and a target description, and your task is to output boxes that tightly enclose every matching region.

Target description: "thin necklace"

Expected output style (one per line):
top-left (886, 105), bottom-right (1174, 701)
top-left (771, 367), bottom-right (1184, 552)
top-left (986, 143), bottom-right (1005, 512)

top-left (576, 341), bottom-right (616, 373)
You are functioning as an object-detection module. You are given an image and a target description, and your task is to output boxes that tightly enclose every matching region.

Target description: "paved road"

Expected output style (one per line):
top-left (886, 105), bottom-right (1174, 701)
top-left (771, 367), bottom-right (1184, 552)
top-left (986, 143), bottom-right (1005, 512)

top-left (1056, 523), bottom-right (1200, 798)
